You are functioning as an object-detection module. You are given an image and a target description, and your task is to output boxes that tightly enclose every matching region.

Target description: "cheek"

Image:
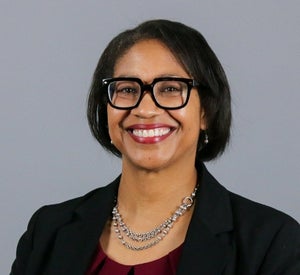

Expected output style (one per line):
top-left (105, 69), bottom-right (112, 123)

top-left (107, 107), bottom-right (119, 139)
top-left (107, 107), bottom-right (129, 136)
top-left (175, 101), bottom-right (202, 129)
top-left (106, 108), bottom-right (114, 132)
top-left (107, 106), bottom-right (120, 126)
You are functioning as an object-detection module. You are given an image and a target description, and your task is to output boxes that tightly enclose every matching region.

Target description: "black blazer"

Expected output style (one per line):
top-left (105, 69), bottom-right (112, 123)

top-left (11, 164), bottom-right (300, 274)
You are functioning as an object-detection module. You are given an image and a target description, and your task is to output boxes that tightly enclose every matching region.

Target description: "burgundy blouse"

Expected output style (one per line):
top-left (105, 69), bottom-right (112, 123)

top-left (86, 244), bottom-right (183, 275)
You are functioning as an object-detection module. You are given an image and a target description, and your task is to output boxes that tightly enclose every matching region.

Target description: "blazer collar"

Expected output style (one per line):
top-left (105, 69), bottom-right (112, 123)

top-left (45, 164), bottom-right (234, 274)
top-left (177, 163), bottom-right (234, 274)
top-left (44, 177), bottom-right (119, 275)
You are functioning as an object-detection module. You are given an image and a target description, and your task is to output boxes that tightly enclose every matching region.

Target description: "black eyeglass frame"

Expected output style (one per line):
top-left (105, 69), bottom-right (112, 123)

top-left (102, 77), bottom-right (199, 110)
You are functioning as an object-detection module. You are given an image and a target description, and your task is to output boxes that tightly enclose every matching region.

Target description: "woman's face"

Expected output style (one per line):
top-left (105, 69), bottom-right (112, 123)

top-left (107, 39), bottom-right (206, 171)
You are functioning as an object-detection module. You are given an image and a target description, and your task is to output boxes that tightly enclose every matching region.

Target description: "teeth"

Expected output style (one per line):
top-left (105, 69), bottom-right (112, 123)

top-left (132, 128), bottom-right (171, 138)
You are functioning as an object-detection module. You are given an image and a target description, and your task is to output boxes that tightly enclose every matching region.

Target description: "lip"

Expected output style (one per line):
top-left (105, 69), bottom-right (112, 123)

top-left (126, 124), bottom-right (175, 144)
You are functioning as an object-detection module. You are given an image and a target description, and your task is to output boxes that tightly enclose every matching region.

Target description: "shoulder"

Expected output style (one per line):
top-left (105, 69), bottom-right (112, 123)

top-left (32, 179), bottom-right (119, 228)
top-left (201, 163), bottom-right (299, 231)
top-left (200, 163), bottom-right (299, 229)
top-left (228, 191), bottom-right (300, 272)
top-left (200, 164), bottom-right (300, 272)
top-left (199, 163), bottom-right (299, 235)
top-left (22, 177), bottom-right (120, 243)
top-left (11, 179), bottom-right (119, 273)
top-left (228, 190), bottom-right (299, 231)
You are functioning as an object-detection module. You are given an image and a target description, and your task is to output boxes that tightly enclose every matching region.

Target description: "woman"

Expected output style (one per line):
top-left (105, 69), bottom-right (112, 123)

top-left (11, 19), bottom-right (299, 275)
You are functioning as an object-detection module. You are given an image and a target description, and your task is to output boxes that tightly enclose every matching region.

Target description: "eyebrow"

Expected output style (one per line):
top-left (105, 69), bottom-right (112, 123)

top-left (113, 74), bottom-right (189, 79)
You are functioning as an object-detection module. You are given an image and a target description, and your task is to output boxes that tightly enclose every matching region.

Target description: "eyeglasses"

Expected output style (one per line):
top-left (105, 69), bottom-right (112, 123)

top-left (102, 77), bottom-right (199, 110)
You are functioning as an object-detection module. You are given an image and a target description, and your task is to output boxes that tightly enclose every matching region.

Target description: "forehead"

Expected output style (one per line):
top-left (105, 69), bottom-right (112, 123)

top-left (113, 39), bottom-right (189, 79)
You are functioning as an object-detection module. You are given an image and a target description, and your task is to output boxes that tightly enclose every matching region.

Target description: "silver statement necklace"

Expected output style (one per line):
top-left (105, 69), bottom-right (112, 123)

top-left (112, 185), bottom-right (198, 251)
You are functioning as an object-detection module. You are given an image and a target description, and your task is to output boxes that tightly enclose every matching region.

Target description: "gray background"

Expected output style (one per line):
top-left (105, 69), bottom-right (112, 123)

top-left (1, 0), bottom-right (299, 273)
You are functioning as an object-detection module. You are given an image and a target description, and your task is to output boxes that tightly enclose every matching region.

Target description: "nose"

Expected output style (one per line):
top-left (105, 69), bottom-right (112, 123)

top-left (131, 91), bottom-right (163, 117)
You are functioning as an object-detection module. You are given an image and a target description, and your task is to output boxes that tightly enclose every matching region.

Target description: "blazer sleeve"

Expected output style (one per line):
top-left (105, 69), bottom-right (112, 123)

top-left (258, 217), bottom-right (300, 274)
top-left (10, 206), bottom-right (45, 275)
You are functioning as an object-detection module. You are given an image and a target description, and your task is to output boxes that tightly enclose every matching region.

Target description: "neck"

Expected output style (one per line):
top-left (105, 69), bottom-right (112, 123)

top-left (117, 158), bottom-right (198, 220)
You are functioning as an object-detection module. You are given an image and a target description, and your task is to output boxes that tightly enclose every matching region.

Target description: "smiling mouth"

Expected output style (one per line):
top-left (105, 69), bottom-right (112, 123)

top-left (131, 127), bottom-right (171, 138)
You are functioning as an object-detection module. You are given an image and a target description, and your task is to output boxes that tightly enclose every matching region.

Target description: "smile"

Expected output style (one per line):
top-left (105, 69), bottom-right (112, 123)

top-left (132, 128), bottom-right (171, 138)
top-left (127, 125), bottom-right (175, 144)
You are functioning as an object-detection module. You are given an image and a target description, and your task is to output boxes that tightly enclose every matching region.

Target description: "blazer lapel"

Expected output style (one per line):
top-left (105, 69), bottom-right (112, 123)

top-left (177, 165), bottom-right (234, 274)
top-left (43, 165), bottom-right (234, 274)
top-left (44, 178), bottom-right (119, 275)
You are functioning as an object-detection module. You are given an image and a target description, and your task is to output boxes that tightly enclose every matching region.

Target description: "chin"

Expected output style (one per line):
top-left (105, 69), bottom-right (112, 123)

top-left (129, 157), bottom-right (171, 172)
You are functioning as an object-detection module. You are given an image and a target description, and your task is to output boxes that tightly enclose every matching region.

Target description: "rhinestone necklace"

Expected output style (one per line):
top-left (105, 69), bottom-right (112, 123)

top-left (112, 185), bottom-right (198, 251)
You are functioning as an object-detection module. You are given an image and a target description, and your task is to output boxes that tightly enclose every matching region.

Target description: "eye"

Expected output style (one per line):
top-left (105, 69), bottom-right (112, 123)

top-left (163, 86), bottom-right (181, 92)
top-left (116, 87), bottom-right (138, 94)
top-left (113, 81), bottom-right (140, 97)
top-left (157, 81), bottom-right (184, 96)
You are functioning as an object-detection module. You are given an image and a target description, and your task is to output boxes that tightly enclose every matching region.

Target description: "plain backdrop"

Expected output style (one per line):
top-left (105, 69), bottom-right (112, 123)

top-left (1, 1), bottom-right (299, 273)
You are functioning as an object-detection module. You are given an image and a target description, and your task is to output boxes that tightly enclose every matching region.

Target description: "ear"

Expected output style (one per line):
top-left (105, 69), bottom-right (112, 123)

top-left (200, 108), bottom-right (207, 130)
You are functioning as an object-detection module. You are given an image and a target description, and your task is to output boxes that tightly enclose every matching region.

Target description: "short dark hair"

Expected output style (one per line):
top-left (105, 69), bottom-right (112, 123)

top-left (87, 19), bottom-right (231, 161)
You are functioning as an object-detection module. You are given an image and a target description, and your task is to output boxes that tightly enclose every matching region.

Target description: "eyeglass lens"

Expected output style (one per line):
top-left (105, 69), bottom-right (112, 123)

top-left (108, 79), bottom-right (189, 109)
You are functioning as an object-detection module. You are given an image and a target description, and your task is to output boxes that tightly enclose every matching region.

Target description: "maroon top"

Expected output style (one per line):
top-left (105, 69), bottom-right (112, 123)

top-left (86, 244), bottom-right (183, 275)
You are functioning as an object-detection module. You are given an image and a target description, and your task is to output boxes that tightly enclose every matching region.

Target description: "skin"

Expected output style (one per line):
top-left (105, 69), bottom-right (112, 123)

top-left (100, 39), bottom-right (207, 265)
